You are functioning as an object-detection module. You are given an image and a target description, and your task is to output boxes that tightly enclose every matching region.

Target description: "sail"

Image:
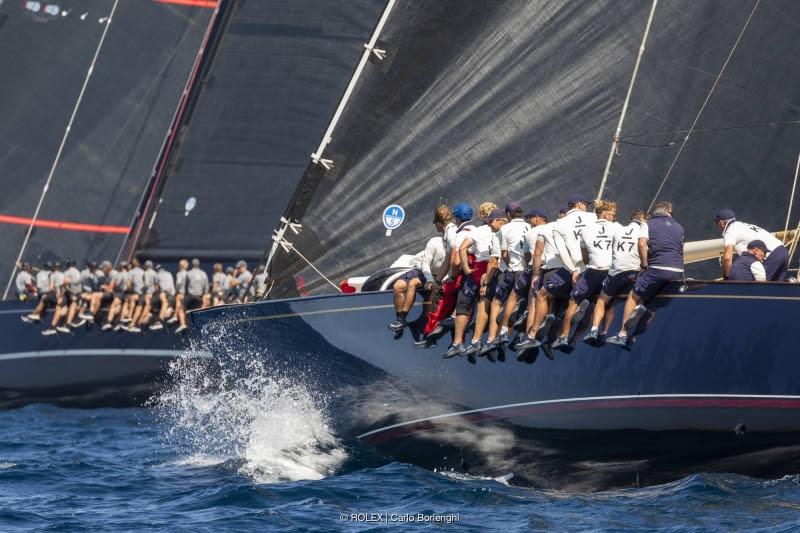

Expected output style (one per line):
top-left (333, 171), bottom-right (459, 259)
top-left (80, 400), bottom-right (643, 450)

top-left (132, 0), bottom-right (388, 264)
top-left (269, 0), bottom-right (800, 298)
top-left (0, 0), bottom-right (212, 291)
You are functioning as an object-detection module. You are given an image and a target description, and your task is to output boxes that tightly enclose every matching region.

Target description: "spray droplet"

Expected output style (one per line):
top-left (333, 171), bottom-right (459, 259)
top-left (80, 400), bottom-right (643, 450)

top-left (184, 197), bottom-right (196, 217)
top-left (80, 12), bottom-right (87, 20)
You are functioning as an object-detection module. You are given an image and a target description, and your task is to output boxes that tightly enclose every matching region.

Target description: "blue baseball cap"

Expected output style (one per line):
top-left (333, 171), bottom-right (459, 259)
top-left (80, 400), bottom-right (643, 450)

top-left (526, 207), bottom-right (547, 219)
top-left (567, 194), bottom-right (591, 207)
top-left (715, 208), bottom-right (735, 222)
top-left (505, 202), bottom-right (523, 213)
top-left (452, 202), bottom-right (473, 222)
top-left (747, 239), bottom-right (768, 253)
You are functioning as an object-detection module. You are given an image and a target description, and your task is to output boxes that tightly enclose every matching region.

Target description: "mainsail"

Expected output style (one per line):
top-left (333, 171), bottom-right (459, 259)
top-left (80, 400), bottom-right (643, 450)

top-left (267, 0), bottom-right (800, 298)
top-left (0, 0), bottom-right (212, 294)
top-left (130, 0), bottom-right (387, 265)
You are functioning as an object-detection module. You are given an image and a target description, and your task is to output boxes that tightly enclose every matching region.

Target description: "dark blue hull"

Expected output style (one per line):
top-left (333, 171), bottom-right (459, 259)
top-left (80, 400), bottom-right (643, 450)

top-left (189, 281), bottom-right (800, 489)
top-left (0, 301), bottom-right (201, 409)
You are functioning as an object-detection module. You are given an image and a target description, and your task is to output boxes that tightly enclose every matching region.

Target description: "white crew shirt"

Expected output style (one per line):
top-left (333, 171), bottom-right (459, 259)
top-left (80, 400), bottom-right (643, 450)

top-left (750, 260), bottom-right (767, 281)
top-left (610, 220), bottom-right (649, 275)
top-left (499, 218), bottom-right (531, 272)
top-left (468, 224), bottom-right (495, 262)
top-left (722, 220), bottom-right (783, 256)
top-left (580, 219), bottom-right (622, 270)
top-left (553, 208), bottom-right (597, 272)
top-left (412, 236), bottom-right (446, 281)
top-left (528, 222), bottom-right (563, 270)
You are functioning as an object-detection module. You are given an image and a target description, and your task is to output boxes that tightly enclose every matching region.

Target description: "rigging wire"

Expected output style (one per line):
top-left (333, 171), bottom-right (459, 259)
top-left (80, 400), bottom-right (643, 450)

top-left (282, 241), bottom-right (342, 293)
top-left (782, 152), bottom-right (800, 243)
top-left (2, 0), bottom-right (121, 300)
top-left (647, 0), bottom-right (761, 211)
top-left (596, 0), bottom-right (659, 200)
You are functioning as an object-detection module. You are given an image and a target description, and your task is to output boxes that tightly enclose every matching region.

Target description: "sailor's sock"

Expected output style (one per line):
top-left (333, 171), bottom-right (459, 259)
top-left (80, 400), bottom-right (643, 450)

top-left (590, 326), bottom-right (598, 332)
top-left (500, 326), bottom-right (509, 336)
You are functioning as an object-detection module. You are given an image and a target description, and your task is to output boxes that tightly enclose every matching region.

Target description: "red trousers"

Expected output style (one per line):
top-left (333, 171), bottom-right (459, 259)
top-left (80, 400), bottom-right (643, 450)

top-left (423, 256), bottom-right (480, 335)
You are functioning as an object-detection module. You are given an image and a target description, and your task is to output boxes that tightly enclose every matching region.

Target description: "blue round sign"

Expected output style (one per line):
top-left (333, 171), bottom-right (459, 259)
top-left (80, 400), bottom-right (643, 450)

top-left (382, 204), bottom-right (405, 231)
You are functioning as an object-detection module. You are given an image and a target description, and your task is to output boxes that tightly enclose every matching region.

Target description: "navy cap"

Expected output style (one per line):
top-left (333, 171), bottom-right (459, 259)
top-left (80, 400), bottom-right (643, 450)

top-left (87, 261), bottom-right (97, 269)
top-left (715, 208), bottom-right (735, 222)
top-left (567, 194), bottom-right (591, 206)
top-left (747, 239), bottom-right (768, 253)
top-left (505, 202), bottom-right (523, 213)
top-left (526, 207), bottom-right (547, 219)
top-left (484, 208), bottom-right (505, 222)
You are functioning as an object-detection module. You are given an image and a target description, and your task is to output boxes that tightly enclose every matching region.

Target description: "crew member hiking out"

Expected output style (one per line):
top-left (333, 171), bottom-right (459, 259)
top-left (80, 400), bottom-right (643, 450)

top-left (389, 205), bottom-right (450, 333)
top-left (608, 201), bottom-right (684, 347)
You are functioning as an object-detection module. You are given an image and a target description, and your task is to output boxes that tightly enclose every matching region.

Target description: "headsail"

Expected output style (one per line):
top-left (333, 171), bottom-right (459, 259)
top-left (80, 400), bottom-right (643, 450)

top-left (268, 0), bottom-right (800, 298)
top-left (130, 0), bottom-right (388, 265)
top-left (0, 0), bottom-right (212, 293)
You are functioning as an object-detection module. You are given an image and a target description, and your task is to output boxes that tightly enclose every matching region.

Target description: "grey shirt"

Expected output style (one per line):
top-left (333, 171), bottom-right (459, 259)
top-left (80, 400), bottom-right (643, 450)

top-left (129, 266), bottom-right (145, 293)
top-left (175, 270), bottom-right (188, 294)
top-left (186, 267), bottom-right (209, 296)
top-left (236, 270), bottom-right (252, 298)
top-left (15, 271), bottom-right (34, 294)
top-left (80, 268), bottom-right (97, 292)
top-left (144, 268), bottom-right (158, 295)
top-left (212, 272), bottom-right (227, 293)
top-left (157, 269), bottom-right (176, 296)
top-left (64, 266), bottom-right (82, 295)
top-left (36, 270), bottom-right (51, 293)
top-left (50, 271), bottom-right (65, 293)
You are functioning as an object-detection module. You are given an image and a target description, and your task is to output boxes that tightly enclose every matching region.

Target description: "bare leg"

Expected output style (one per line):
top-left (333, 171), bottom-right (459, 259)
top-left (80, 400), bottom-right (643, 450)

top-left (615, 292), bottom-right (642, 336)
top-left (401, 279), bottom-right (421, 315)
top-left (202, 294), bottom-right (211, 309)
top-left (106, 297), bottom-right (122, 324)
top-left (526, 288), bottom-right (551, 336)
top-left (392, 280), bottom-right (407, 314)
top-left (486, 298), bottom-right (504, 341)
top-left (559, 300), bottom-right (579, 338)
top-left (471, 296), bottom-right (492, 341)
top-left (590, 293), bottom-right (611, 330)
top-left (501, 291), bottom-right (519, 331)
top-left (66, 302), bottom-right (78, 325)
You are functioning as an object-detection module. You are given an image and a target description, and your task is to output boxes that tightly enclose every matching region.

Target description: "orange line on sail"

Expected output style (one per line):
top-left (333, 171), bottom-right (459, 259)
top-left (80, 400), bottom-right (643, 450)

top-left (152, 0), bottom-right (219, 8)
top-left (0, 214), bottom-right (129, 234)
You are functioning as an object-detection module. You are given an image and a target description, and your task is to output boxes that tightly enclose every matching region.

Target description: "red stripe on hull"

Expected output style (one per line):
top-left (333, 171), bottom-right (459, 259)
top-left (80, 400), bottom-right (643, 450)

top-left (0, 214), bottom-right (129, 235)
top-left (362, 397), bottom-right (800, 444)
top-left (152, 0), bottom-right (218, 8)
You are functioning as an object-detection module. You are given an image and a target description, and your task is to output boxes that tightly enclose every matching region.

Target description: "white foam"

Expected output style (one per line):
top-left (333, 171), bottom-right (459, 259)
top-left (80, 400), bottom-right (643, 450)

top-left (157, 326), bottom-right (346, 484)
top-left (0, 462), bottom-right (16, 470)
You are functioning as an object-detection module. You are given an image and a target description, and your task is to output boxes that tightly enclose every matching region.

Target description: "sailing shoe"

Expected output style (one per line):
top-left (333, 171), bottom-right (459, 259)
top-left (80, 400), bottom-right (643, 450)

top-left (127, 326), bottom-right (141, 333)
top-left (70, 319), bottom-right (87, 328)
top-left (512, 310), bottom-right (528, 332)
top-left (623, 305), bottom-right (646, 337)
top-left (149, 322), bottom-right (164, 331)
top-left (493, 334), bottom-right (509, 347)
top-left (101, 323), bottom-right (113, 331)
top-left (515, 335), bottom-right (540, 352)
top-left (113, 324), bottom-right (123, 332)
top-left (477, 342), bottom-right (496, 358)
top-left (41, 328), bottom-right (57, 336)
top-left (443, 343), bottom-right (464, 359)
top-left (56, 326), bottom-right (71, 334)
top-left (22, 313), bottom-right (41, 323)
top-left (413, 338), bottom-right (435, 349)
top-left (78, 311), bottom-right (94, 320)
top-left (388, 319), bottom-right (406, 332)
top-left (551, 336), bottom-right (570, 352)
top-left (462, 341), bottom-right (481, 358)
top-left (534, 314), bottom-right (555, 341)
top-left (606, 334), bottom-right (628, 346)
top-left (582, 329), bottom-right (600, 346)
top-left (174, 325), bottom-right (188, 334)
top-left (166, 316), bottom-right (178, 325)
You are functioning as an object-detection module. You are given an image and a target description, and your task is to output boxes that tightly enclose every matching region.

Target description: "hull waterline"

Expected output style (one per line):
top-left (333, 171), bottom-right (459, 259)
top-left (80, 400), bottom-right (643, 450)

top-left (189, 281), bottom-right (800, 489)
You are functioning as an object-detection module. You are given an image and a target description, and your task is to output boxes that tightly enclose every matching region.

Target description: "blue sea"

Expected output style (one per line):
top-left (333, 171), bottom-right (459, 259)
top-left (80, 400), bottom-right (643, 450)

top-left (1, 400), bottom-right (799, 532)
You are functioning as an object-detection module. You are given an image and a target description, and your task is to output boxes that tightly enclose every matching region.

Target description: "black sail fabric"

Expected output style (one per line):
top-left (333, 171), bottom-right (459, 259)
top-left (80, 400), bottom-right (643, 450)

top-left (270, 0), bottom-right (800, 298)
top-left (133, 0), bottom-right (387, 265)
top-left (0, 0), bottom-right (211, 290)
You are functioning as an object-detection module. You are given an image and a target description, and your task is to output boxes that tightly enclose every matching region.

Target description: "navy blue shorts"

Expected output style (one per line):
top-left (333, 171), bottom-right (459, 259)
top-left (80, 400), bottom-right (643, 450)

top-left (399, 267), bottom-right (427, 285)
top-left (570, 268), bottom-right (608, 303)
top-left (764, 245), bottom-right (788, 281)
top-left (632, 268), bottom-right (682, 302)
top-left (492, 271), bottom-right (516, 302)
top-left (544, 268), bottom-right (573, 299)
top-left (485, 270), bottom-right (500, 298)
top-left (513, 270), bottom-right (531, 298)
top-left (601, 270), bottom-right (637, 298)
top-left (530, 268), bottom-right (555, 298)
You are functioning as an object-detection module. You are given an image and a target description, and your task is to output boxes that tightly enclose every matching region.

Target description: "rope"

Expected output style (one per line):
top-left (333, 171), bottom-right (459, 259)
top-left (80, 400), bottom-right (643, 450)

top-left (782, 152), bottom-right (800, 243)
top-left (648, 0), bottom-right (760, 211)
top-left (597, 0), bottom-right (659, 200)
top-left (786, 216), bottom-right (800, 269)
top-left (283, 241), bottom-right (342, 293)
top-left (2, 0), bottom-right (121, 299)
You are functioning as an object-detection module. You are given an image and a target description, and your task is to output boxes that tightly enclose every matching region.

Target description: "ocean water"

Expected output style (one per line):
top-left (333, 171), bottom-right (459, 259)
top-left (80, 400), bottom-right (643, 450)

top-left (1, 400), bottom-right (799, 531)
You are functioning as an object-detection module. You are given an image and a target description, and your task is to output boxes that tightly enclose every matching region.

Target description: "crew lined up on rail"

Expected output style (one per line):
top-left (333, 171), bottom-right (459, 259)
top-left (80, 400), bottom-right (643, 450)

top-left (16, 258), bottom-right (266, 336)
top-left (390, 197), bottom-right (790, 361)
